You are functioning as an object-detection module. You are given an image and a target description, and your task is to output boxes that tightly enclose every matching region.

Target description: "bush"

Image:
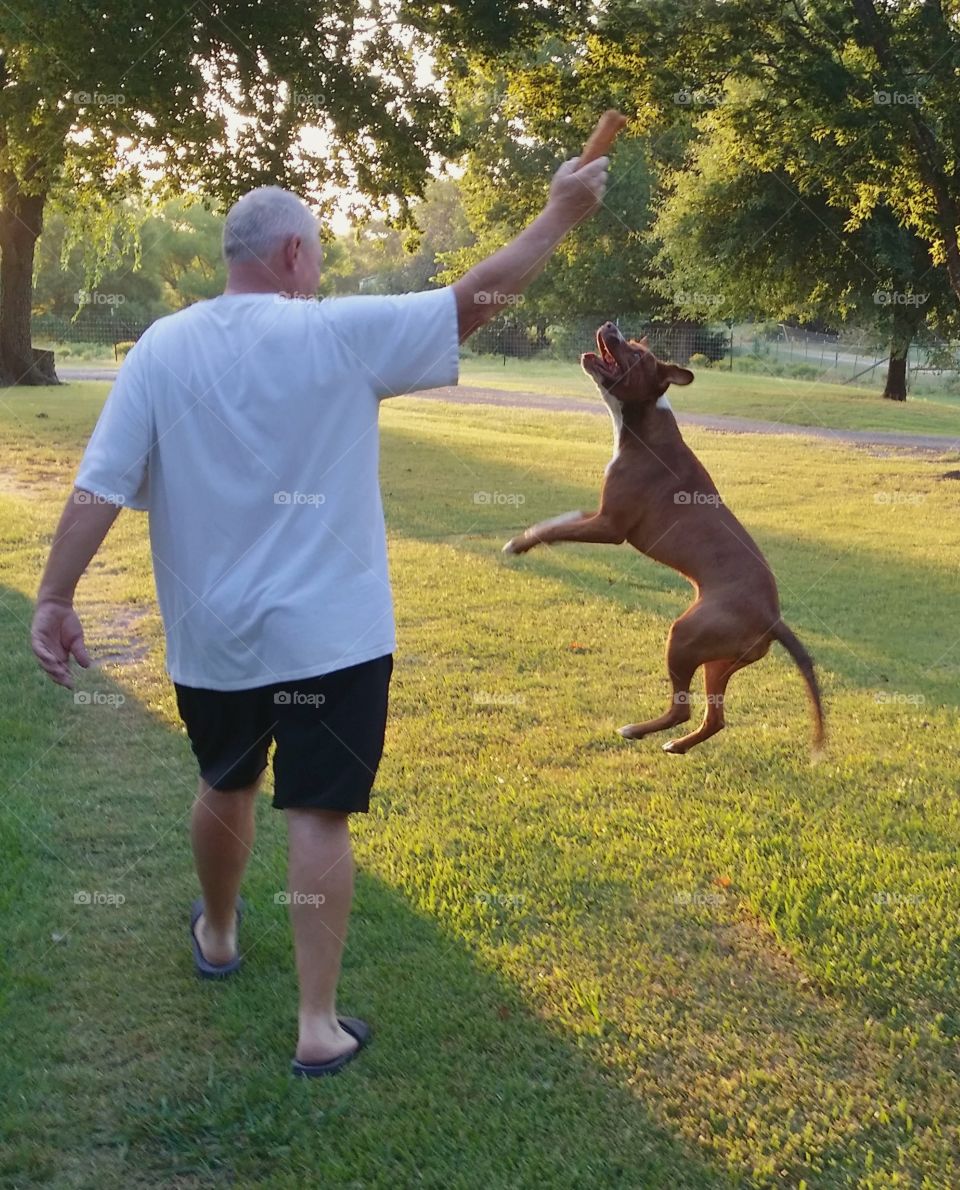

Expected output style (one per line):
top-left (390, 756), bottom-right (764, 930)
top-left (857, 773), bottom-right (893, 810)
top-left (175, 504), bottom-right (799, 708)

top-left (688, 352), bottom-right (712, 370)
top-left (787, 363), bottom-right (820, 381)
top-left (546, 321), bottom-right (593, 361)
top-left (114, 341), bottom-right (136, 360)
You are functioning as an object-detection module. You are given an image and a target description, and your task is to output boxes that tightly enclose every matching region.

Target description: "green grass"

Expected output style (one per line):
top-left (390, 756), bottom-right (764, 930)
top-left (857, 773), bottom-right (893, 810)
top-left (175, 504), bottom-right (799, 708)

top-left (3, 379), bottom-right (960, 1186)
top-left (459, 355), bottom-right (960, 438)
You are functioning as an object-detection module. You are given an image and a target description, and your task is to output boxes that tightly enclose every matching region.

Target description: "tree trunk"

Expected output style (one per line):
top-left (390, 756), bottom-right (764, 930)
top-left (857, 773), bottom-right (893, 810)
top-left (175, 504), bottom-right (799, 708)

top-left (0, 186), bottom-right (57, 385)
top-left (883, 352), bottom-right (907, 401)
top-left (882, 305), bottom-right (918, 401)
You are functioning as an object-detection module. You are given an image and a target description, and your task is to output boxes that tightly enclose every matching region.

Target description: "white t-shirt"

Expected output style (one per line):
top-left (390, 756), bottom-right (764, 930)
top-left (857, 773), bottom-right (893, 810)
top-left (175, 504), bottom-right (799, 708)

top-left (75, 287), bottom-right (459, 690)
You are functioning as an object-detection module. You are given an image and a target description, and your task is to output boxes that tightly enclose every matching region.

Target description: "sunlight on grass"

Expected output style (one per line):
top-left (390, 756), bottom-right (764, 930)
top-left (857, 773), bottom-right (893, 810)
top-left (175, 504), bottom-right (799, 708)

top-left (459, 355), bottom-right (960, 437)
top-left (2, 381), bottom-right (959, 1186)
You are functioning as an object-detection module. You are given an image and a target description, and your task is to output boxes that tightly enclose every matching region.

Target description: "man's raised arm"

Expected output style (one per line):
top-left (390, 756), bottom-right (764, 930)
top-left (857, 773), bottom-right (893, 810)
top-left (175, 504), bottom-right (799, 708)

top-left (451, 156), bottom-right (608, 342)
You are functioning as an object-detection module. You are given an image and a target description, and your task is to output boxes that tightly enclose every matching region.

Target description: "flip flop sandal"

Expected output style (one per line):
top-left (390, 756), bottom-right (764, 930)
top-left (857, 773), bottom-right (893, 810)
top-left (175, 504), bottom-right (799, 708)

top-left (291, 1017), bottom-right (371, 1078)
top-left (190, 896), bottom-right (245, 980)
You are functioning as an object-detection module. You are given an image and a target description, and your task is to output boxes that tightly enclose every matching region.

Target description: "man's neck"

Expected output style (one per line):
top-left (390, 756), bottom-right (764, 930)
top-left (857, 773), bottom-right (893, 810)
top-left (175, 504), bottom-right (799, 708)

top-left (223, 265), bottom-right (285, 295)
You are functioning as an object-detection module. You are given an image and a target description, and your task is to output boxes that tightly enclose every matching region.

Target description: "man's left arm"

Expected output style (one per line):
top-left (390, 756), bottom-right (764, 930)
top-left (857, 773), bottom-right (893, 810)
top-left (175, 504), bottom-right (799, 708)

top-left (32, 493), bottom-right (121, 688)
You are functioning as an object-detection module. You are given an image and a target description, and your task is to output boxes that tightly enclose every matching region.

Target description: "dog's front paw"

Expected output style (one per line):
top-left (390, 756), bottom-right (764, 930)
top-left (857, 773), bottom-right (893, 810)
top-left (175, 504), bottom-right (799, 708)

top-left (502, 536), bottom-right (528, 555)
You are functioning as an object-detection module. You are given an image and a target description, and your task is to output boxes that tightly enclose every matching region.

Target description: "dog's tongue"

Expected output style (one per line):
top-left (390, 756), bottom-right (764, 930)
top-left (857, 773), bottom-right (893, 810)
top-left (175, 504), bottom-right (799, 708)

top-left (598, 327), bottom-right (621, 366)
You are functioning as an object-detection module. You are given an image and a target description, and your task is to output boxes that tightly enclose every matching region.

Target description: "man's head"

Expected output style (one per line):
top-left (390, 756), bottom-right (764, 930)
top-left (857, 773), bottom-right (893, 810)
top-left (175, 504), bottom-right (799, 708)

top-left (222, 187), bottom-right (322, 297)
top-left (581, 321), bottom-right (694, 404)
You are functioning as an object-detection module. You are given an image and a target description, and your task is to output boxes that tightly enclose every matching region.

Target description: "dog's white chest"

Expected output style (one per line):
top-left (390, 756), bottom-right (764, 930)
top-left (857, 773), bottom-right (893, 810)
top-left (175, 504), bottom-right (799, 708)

top-left (600, 389), bottom-right (624, 472)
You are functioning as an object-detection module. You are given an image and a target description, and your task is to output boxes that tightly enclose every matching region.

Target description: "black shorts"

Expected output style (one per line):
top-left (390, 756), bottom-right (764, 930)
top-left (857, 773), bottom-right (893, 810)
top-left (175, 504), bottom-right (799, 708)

top-left (173, 654), bottom-right (394, 812)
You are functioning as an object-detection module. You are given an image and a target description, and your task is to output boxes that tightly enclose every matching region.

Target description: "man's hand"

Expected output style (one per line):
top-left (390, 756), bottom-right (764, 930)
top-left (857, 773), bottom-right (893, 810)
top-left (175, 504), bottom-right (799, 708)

top-left (31, 489), bottom-right (121, 687)
top-left (453, 155), bottom-right (609, 341)
top-left (546, 156), bottom-right (609, 227)
top-left (31, 598), bottom-right (92, 689)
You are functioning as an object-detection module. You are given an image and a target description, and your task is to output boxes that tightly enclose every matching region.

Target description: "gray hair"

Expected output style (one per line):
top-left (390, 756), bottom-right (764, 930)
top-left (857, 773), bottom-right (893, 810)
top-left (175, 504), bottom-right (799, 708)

top-left (222, 186), bottom-right (319, 265)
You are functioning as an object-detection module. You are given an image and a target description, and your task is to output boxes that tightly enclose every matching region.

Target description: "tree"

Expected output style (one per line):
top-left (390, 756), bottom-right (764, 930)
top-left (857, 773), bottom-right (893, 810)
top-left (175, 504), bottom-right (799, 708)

top-left (579, 0), bottom-right (960, 310)
top-left (2, 0), bottom-right (551, 385)
top-left (321, 178), bottom-right (472, 297)
top-left (433, 55), bottom-right (660, 343)
top-left (652, 91), bottom-right (958, 399)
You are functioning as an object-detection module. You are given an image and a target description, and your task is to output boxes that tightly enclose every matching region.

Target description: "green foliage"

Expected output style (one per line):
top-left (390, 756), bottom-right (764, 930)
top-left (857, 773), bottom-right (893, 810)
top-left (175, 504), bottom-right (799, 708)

top-left (33, 198), bottom-right (225, 321)
top-left (3, 384), bottom-right (960, 1183)
top-left (579, 0), bottom-right (960, 305)
top-left (434, 56), bottom-right (660, 319)
top-left (320, 178), bottom-right (473, 297)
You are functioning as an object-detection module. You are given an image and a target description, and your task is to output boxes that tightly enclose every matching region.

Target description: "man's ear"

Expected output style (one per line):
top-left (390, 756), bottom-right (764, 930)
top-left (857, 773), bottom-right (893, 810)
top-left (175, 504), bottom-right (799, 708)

top-left (660, 363), bottom-right (694, 386)
top-left (284, 235), bottom-right (302, 270)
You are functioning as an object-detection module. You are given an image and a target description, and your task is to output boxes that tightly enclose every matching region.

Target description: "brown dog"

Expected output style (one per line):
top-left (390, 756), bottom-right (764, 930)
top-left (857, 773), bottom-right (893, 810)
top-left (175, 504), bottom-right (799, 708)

top-left (503, 322), bottom-right (825, 754)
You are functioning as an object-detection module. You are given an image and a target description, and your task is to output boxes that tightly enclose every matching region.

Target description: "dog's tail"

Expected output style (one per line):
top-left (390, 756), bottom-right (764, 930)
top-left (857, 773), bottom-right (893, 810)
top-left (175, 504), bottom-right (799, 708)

top-left (772, 621), bottom-right (825, 752)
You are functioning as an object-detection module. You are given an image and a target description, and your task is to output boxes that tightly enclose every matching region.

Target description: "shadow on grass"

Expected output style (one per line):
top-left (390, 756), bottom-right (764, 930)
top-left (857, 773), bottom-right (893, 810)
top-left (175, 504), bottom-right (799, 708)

top-left (0, 585), bottom-right (736, 1188)
top-left (380, 417), bottom-right (960, 706)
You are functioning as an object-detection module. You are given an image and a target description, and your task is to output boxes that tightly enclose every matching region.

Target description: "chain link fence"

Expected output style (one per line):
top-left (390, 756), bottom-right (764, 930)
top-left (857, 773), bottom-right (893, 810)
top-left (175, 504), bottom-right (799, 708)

top-left (463, 313), bottom-right (960, 396)
top-left (32, 314), bottom-right (152, 361)
top-left (30, 309), bottom-right (960, 397)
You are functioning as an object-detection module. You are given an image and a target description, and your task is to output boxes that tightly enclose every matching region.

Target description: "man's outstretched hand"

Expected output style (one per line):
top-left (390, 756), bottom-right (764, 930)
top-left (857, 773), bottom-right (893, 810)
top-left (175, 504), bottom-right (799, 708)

top-left (31, 598), bottom-right (92, 689)
top-left (547, 155), bottom-right (609, 227)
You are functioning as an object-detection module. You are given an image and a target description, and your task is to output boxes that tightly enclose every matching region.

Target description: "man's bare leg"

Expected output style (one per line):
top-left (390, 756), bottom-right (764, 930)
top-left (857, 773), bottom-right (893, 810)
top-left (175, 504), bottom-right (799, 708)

top-left (286, 808), bottom-right (359, 1064)
top-left (191, 776), bottom-right (260, 964)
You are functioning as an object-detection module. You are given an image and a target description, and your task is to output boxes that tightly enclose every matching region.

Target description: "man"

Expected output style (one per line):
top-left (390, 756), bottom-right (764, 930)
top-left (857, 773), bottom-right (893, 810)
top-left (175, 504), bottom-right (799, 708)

top-left (30, 154), bottom-right (608, 1076)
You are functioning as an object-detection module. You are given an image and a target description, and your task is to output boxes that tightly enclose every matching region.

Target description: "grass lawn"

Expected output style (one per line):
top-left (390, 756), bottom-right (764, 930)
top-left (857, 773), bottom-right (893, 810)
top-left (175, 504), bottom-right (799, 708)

top-left (2, 380), bottom-right (960, 1187)
top-left (459, 355), bottom-right (960, 439)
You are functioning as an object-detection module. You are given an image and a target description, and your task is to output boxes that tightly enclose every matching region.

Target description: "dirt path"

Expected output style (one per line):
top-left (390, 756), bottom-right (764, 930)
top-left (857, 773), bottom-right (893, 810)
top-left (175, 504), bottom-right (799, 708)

top-left (417, 385), bottom-right (960, 455)
top-left (58, 368), bottom-right (960, 453)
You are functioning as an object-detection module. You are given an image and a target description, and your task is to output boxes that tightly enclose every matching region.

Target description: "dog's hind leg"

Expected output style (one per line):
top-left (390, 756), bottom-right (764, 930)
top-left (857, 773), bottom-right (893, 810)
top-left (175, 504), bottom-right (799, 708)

top-left (619, 618), bottom-right (699, 740)
top-left (662, 657), bottom-right (748, 754)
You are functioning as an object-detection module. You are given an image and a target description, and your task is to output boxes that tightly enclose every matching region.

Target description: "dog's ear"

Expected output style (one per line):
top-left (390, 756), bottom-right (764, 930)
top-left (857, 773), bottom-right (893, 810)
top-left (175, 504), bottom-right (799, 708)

top-left (660, 363), bottom-right (694, 386)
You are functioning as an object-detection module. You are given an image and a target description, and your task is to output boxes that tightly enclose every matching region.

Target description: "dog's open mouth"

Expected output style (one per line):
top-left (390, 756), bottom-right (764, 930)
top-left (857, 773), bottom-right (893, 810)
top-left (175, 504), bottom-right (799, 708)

top-left (581, 328), bottom-right (622, 381)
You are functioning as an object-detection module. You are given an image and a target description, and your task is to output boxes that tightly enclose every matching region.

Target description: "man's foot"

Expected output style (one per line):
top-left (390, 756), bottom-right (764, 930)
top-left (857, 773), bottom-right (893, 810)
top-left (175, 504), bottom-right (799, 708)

top-left (189, 898), bottom-right (243, 979)
top-left (295, 1016), bottom-right (361, 1066)
top-left (194, 912), bottom-right (239, 966)
top-left (292, 1017), bottom-right (371, 1078)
